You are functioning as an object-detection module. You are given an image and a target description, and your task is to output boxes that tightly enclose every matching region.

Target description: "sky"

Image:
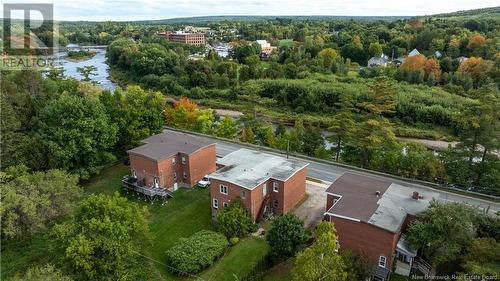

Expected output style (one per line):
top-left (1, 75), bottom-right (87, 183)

top-left (1, 0), bottom-right (498, 21)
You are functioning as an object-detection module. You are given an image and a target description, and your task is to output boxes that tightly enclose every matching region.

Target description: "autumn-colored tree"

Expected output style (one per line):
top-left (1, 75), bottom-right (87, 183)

top-left (352, 35), bottom-right (362, 47)
top-left (318, 48), bottom-right (338, 69)
top-left (458, 57), bottom-right (493, 85)
top-left (424, 58), bottom-right (442, 81)
top-left (400, 54), bottom-right (426, 72)
top-left (467, 33), bottom-right (486, 50)
top-left (404, 19), bottom-right (423, 30)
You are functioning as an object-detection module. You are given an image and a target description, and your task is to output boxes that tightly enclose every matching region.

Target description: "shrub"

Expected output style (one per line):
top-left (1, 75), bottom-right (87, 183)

top-left (216, 199), bottom-right (256, 238)
top-left (230, 237), bottom-right (240, 245)
top-left (165, 230), bottom-right (228, 275)
top-left (266, 213), bottom-right (308, 260)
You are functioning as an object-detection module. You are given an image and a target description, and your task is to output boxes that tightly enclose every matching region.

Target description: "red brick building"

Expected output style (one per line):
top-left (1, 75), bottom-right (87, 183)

top-left (324, 173), bottom-right (438, 280)
top-left (126, 131), bottom-right (216, 193)
top-left (210, 149), bottom-right (308, 221)
top-left (164, 30), bottom-right (205, 45)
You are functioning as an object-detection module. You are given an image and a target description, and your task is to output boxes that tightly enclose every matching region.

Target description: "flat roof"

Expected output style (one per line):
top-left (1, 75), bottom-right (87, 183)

top-left (210, 148), bottom-right (308, 190)
top-left (326, 173), bottom-right (439, 232)
top-left (127, 131), bottom-right (214, 161)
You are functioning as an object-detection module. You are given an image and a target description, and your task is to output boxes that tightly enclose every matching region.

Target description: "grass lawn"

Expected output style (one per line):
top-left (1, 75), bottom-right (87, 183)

top-left (200, 238), bottom-right (269, 281)
top-left (2, 163), bottom-right (269, 281)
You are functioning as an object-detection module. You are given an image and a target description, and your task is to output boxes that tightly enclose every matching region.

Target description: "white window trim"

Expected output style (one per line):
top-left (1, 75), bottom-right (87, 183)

top-left (219, 184), bottom-right (228, 195)
top-left (173, 172), bottom-right (177, 180)
top-left (172, 158), bottom-right (176, 164)
top-left (273, 181), bottom-right (279, 192)
top-left (240, 191), bottom-right (246, 199)
top-left (181, 156), bottom-right (186, 164)
top-left (183, 171), bottom-right (187, 179)
top-left (223, 202), bottom-right (229, 208)
top-left (378, 256), bottom-right (387, 268)
top-left (213, 198), bottom-right (218, 209)
top-left (263, 185), bottom-right (267, 196)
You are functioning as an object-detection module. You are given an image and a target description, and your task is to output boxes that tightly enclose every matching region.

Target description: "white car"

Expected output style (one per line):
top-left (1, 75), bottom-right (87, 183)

top-left (197, 176), bottom-right (210, 188)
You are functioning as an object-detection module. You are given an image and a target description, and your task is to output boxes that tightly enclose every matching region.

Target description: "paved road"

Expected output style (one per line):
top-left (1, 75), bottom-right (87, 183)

top-left (170, 129), bottom-right (500, 214)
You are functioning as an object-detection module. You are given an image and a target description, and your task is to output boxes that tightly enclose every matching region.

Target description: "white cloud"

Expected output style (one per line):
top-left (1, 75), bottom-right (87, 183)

top-left (1, 0), bottom-right (498, 21)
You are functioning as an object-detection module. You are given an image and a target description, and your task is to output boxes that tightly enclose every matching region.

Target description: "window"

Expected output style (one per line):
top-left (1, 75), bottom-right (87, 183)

top-left (378, 256), bottom-right (387, 268)
top-left (213, 198), bottom-right (218, 209)
top-left (273, 200), bottom-right (279, 208)
top-left (223, 202), bottom-right (229, 208)
top-left (181, 156), bottom-right (186, 164)
top-left (132, 170), bottom-right (137, 178)
top-left (273, 181), bottom-right (279, 192)
top-left (173, 172), bottom-right (177, 180)
top-left (263, 185), bottom-right (267, 196)
top-left (183, 171), bottom-right (187, 179)
top-left (240, 190), bottom-right (246, 199)
top-left (171, 158), bottom-right (176, 164)
top-left (219, 184), bottom-right (228, 195)
top-left (153, 177), bottom-right (159, 187)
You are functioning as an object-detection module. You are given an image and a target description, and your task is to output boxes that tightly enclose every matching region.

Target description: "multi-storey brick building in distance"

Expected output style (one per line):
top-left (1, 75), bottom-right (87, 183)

top-left (122, 131), bottom-right (216, 200)
top-left (164, 29), bottom-right (205, 45)
top-left (209, 149), bottom-right (309, 221)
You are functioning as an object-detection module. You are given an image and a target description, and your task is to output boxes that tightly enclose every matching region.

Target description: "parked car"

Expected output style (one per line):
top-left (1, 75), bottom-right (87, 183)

top-left (197, 176), bottom-right (210, 188)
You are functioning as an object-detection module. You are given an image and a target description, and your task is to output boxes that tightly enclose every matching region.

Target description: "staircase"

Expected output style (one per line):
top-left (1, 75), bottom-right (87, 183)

top-left (412, 256), bottom-right (433, 278)
top-left (256, 194), bottom-right (272, 221)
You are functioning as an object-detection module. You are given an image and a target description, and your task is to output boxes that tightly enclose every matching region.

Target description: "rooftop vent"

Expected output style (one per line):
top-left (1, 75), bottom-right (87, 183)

top-left (375, 191), bottom-right (381, 197)
top-left (412, 191), bottom-right (423, 200)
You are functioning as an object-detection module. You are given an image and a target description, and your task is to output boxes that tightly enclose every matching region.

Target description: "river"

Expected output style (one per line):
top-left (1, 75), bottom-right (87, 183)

top-left (55, 48), bottom-right (116, 90)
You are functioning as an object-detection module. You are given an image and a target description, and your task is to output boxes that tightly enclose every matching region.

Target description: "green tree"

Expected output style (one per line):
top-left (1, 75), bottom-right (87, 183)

top-left (100, 85), bottom-right (165, 151)
top-left (357, 77), bottom-right (396, 116)
top-left (301, 126), bottom-right (325, 156)
top-left (1, 167), bottom-right (81, 240)
top-left (292, 221), bottom-right (347, 281)
top-left (328, 97), bottom-right (357, 162)
top-left (53, 193), bottom-right (149, 280)
top-left (460, 238), bottom-right (500, 277)
top-left (407, 200), bottom-right (477, 266)
top-left (35, 94), bottom-right (118, 179)
top-left (216, 199), bottom-right (256, 238)
top-left (341, 251), bottom-right (373, 281)
top-left (368, 42), bottom-right (383, 57)
top-left (266, 213), bottom-right (308, 260)
top-left (76, 65), bottom-right (98, 82)
top-left (216, 116), bottom-right (238, 139)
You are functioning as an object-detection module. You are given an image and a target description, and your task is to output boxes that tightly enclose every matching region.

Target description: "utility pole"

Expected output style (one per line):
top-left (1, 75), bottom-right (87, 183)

top-left (286, 139), bottom-right (290, 159)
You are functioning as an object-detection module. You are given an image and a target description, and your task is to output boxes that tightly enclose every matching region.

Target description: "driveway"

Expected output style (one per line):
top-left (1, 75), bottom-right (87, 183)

top-left (293, 180), bottom-right (331, 229)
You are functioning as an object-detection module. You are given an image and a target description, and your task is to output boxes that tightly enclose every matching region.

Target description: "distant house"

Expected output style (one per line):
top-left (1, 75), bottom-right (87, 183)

top-left (368, 54), bottom-right (389, 67)
top-left (255, 39), bottom-right (277, 60)
top-left (392, 57), bottom-right (405, 66)
top-left (434, 51), bottom-right (442, 58)
top-left (324, 173), bottom-right (438, 280)
top-left (408, 48), bottom-right (420, 57)
top-left (210, 149), bottom-right (308, 221)
top-left (123, 131), bottom-right (217, 200)
top-left (456, 56), bottom-right (469, 64)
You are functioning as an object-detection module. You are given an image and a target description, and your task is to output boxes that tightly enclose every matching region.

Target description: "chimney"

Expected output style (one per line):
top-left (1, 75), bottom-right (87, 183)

top-left (412, 191), bottom-right (420, 200)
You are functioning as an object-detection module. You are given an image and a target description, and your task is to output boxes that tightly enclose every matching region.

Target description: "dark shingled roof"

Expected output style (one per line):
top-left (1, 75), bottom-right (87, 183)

top-left (325, 173), bottom-right (391, 222)
top-left (127, 131), bottom-right (214, 161)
